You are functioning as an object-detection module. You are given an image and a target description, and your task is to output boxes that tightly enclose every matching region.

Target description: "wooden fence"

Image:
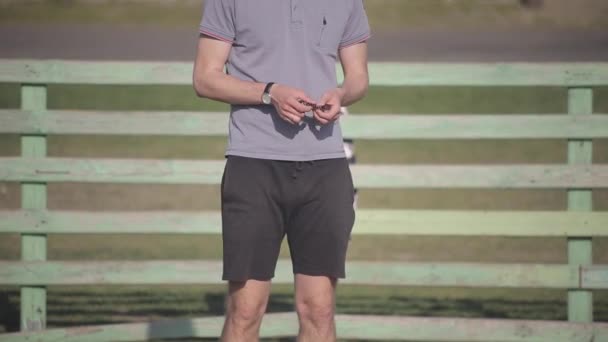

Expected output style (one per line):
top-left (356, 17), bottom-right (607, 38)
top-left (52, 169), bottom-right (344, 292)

top-left (0, 60), bottom-right (608, 341)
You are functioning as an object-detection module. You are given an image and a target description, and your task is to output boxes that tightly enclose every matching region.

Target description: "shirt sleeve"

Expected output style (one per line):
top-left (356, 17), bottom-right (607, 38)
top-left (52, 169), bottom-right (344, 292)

top-left (339, 0), bottom-right (371, 49)
top-left (199, 0), bottom-right (236, 43)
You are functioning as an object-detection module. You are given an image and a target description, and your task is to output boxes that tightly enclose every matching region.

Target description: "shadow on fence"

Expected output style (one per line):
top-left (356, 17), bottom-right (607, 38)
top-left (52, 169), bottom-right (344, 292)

top-left (0, 290), bottom-right (19, 333)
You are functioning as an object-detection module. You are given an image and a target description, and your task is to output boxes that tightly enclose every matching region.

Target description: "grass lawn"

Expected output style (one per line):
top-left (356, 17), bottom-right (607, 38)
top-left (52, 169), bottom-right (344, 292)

top-left (1, 81), bottom-right (608, 335)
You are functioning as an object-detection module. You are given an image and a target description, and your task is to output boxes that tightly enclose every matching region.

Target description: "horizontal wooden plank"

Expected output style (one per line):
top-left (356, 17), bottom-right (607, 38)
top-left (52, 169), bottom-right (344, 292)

top-left (2, 313), bottom-right (608, 342)
top-left (0, 110), bottom-right (230, 136)
top-left (1, 209), bottom-right (607, 237)
top-left (2, 110), bottom-right (608, 139)
top-left (0, 210), bottom-right (221, 234)
top-left (333, 314), bottom-right (608, 341)
top-left (1, 60), bottom-right (608, 86)
top-left (343, 262), bottom-right (579, 288)
top-left (354, 209), bottom-right (608, 237)
top-left (350, 164), bottom-right (608, 189)
top-left (340, 113), bottom-right (608, 140)
top-left (0, 157), bottom-right (226, 185)
top-left (581, 265), bottom-right (608, 289)
top-left (1, 158), bottom-right (607, 188)
top-left (362, 63), bottom-right (608, 87)
top-left (0, 260), bottom-right (583, 288)
top-left (0, 59), bottom-right (193, 85)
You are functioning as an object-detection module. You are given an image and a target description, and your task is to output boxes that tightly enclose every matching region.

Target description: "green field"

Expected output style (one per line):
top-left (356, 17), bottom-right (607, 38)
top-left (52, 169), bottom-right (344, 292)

top-left (1, 82), bottom-right (607, 339)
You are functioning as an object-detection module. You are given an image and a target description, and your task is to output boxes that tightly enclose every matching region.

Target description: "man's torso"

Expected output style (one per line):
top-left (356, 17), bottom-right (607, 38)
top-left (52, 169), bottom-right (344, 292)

top-left (201, 0), bottom-right (367, 161)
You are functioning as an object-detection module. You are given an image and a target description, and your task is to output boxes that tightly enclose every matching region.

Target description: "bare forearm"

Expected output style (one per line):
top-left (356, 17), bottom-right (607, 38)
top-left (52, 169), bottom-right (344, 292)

top-left (338, 72), bottom-right (368, 106)
top-left (194, 70), bottom-right (265, 105)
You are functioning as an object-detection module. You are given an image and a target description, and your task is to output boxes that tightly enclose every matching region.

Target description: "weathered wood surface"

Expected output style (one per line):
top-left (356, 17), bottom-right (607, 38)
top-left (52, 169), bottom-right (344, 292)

top-left (2, 59), bottom-right (608, 340)
top-left (2, 110), bottom-right (608, 139)
top-left (0, 157), bottom-right (225, 185)
top-left (1, 209), bottom-right (607, 237)
top-left (1, 312), bottom-right (608, 342)
top-left (1, 60), bottom-right (608, 86)
top-left (1, 157), bottom-right (607, 188)
top-left (0, 110), bottom-right (231, 136)
top-left (350, 164), bottom-right (607, 189)
top-left (567, 88), bottom-right (595, 323)
top-left (19, 84), bottom-right (48, 332)
top-left (2, 260), bottom-right (600, 289)
top-left (581, 265), bottom-right (608, 290)
top-left (358, 62), bottom-right (608, 87)
top-left (340, 113), bottom-right (608, 139)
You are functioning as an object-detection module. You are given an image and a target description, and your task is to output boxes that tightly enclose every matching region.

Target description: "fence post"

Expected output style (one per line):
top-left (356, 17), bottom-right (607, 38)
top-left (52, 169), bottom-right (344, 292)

top-left (20, 84), bottom-right (48, 331)
top-left (567, 87), bottom-right (593, 322)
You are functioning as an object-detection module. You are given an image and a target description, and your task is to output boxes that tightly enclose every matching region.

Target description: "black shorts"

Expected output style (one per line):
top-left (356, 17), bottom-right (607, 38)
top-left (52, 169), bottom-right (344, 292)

top-left (221, 155), bottom-right (356, 281)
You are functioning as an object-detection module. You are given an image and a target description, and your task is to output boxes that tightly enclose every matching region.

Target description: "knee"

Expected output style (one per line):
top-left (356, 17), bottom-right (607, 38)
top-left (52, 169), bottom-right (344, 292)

top-left (295, 296), bottom-right (334, 326)
top-left (227, 300), bottom-right (266, 327)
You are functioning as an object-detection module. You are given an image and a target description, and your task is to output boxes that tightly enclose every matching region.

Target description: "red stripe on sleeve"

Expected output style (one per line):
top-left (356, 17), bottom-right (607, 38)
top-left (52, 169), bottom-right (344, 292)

top-left (200, 29), bottom-right (234, 43)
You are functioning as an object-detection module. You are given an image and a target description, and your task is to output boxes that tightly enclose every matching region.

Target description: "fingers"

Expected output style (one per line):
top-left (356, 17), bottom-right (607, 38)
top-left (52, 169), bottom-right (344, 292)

top-left (269, 84), bottom-right (344, 125)
top-left (314, 104), bottom-right (334, 115)
top-left (314, 100), bottom-right (337, 119)
top-left (290, 98), bottom-right (313, 113)
top-left (313, 108), bottom-right (334, 125)
top-left (280, 106), bottom-right (304, 125)
top-left (318, 92), bottom-right (331, 105)
top-left (317, 91), bottom-right (334, 109)
top-left (313, 107), bottom-right (340, 124)
top-left (297, 93), bottom-right (316, 106)
top-left (313, 91), bottom-right (342, 124)
top-left (280, 113), bottom-right (299, 125)
top-left (313, 111), bottom-right (331, 125)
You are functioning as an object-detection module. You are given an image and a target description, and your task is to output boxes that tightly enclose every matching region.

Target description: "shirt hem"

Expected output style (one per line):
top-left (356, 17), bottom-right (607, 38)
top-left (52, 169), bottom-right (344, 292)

top-left (199, 25), bottom-right (235, 43)
top-left (339, 33), bottom-right (371, 49)
top-left (226, 149), bottom-right (346, 161)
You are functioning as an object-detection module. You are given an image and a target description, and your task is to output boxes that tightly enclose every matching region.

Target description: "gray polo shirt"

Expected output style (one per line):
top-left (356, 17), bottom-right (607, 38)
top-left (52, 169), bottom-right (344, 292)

top-left (199, 0), bottom-right (370, 161)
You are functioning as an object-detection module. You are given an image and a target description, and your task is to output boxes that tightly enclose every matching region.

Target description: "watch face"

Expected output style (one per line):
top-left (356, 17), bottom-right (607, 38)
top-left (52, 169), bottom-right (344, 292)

top-left (262, 93), bottom-right (271, 104)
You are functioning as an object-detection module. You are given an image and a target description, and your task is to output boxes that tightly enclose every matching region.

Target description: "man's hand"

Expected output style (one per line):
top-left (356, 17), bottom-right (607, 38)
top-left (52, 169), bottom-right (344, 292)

top-left (270, 84), bottom-right (315, 125)
top-left (314, 88), bottom-right (345, 125)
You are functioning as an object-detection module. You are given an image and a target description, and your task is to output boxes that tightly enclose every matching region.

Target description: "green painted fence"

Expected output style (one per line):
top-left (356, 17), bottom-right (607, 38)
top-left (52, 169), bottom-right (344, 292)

top-left (1, 59), bottom-right (608, 341)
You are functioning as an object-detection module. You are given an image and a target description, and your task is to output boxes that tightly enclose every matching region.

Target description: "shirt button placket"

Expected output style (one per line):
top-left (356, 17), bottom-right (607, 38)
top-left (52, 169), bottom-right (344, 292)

top-left (290, 0), bottom-right (302, 26)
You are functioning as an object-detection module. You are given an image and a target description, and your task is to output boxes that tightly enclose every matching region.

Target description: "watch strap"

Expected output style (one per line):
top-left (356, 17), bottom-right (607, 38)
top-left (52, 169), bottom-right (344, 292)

top-left (263, 82), bottom-right (275, 96)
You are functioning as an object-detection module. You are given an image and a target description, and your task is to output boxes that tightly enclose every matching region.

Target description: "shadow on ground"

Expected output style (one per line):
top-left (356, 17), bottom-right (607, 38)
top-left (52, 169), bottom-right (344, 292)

top-left (1, 287), bottom-right (607, 341)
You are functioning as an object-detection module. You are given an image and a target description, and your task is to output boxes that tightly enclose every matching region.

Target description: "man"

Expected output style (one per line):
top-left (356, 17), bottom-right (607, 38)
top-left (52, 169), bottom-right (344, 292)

top-left (193, 0), bottom-right (370, 341)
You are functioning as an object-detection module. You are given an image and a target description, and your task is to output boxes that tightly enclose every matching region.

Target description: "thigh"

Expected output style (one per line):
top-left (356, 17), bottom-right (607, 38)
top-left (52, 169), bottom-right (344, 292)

top-left (287, 158), bottom-right (356, 278)
top-left (221, 156), bottom-right (285, 281)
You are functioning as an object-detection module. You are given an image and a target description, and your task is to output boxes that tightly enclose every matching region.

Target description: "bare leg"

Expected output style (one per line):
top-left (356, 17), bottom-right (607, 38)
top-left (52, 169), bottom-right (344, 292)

top-left (221, 279), bottom-right (271, 342)
top-left (294, 274), bottom-right (337, 342)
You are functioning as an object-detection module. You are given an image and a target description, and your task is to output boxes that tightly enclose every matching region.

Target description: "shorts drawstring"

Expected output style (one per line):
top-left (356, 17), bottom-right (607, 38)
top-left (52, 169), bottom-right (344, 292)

top-left (292, 160), bottom-right (315, 179)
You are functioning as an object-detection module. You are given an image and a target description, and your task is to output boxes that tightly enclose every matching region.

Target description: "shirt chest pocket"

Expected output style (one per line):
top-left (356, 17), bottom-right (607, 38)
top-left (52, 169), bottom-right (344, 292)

top-left (307, 11), bottom-right (345, 59)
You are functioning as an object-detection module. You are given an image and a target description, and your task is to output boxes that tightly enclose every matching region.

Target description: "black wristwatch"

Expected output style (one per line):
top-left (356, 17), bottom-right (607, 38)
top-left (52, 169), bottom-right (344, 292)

top-left (261, 82), bottom-right (275, 105)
